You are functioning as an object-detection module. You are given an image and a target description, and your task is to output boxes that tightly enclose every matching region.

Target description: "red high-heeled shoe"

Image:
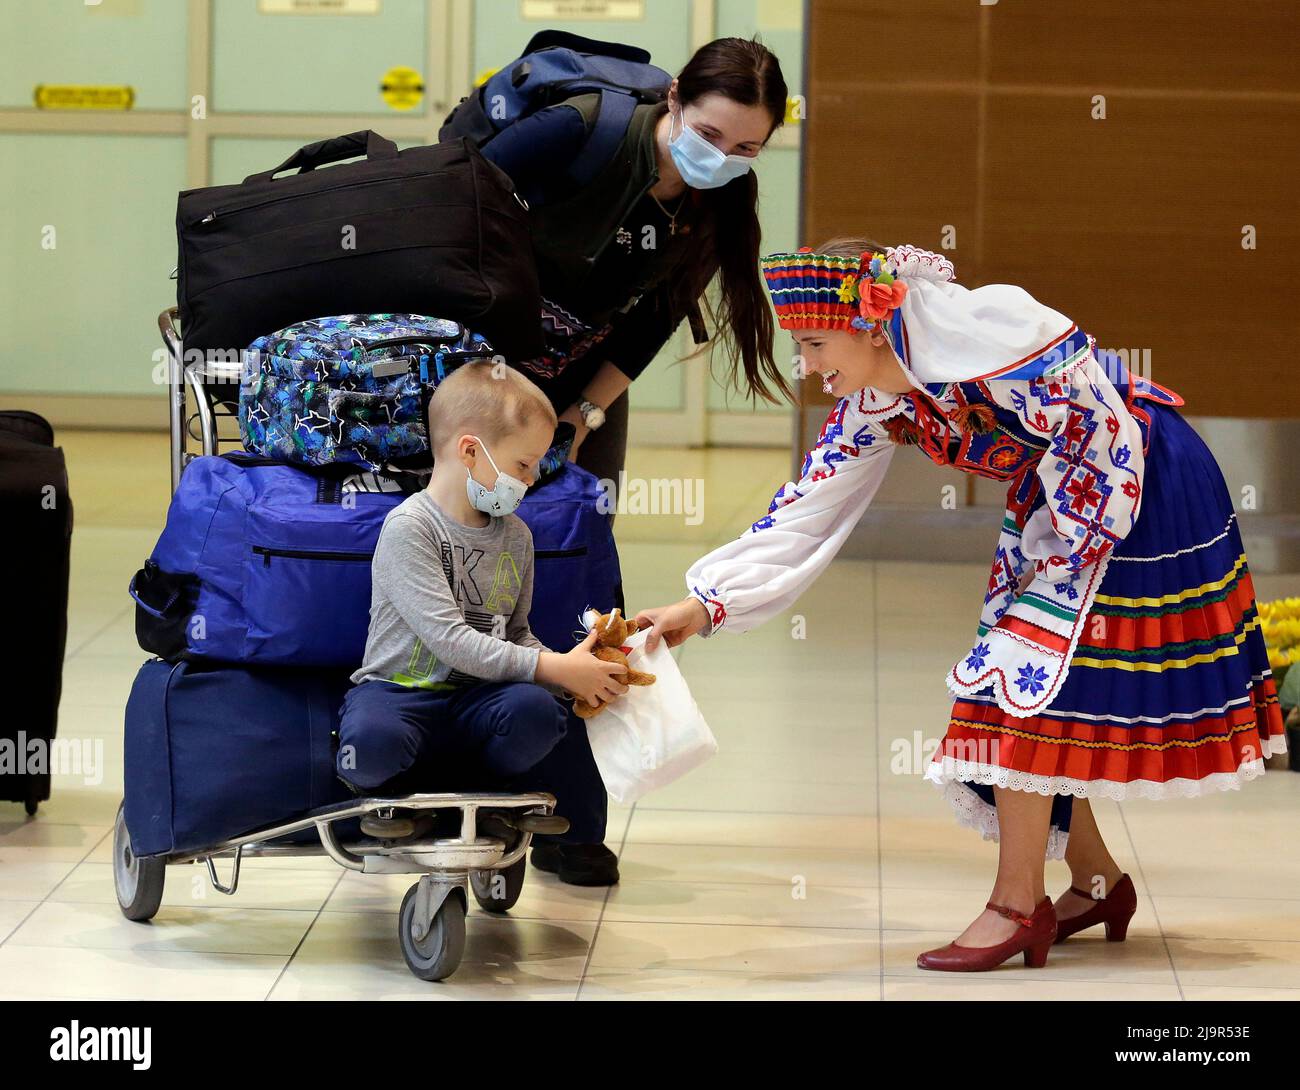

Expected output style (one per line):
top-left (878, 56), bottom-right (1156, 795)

top-left (916, 897), bottom-right (1057, 972)
top-left (1054, 873), bottom-right (1137, 943)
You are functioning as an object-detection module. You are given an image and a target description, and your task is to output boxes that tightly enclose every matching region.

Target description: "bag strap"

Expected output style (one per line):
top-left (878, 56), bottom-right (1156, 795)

top-left (222, 450), bottom-right (360, 481)
top-left (129, 562), bottom-right (184, 620)
top-left (686, 299), bottom-right (708, 345)
top-left (566, 88), bottom-right (639, 191)
top-left (243, 130), bottom-right (398, 185)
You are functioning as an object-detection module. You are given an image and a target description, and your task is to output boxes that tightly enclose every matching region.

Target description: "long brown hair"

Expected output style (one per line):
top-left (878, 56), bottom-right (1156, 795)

top-left (815, 236), bottom-right (894, 264)
top-left (667, 37), bottom-right (791, 405)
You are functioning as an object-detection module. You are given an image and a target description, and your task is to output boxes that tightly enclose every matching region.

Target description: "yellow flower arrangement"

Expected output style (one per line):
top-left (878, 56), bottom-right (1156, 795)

top-left (1260, 597), bottom-right (1300, 672)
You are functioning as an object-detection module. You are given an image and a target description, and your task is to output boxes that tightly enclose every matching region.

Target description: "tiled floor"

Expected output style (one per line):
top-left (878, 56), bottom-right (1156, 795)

top-left (3, 429), bottom-right (1298, 1000)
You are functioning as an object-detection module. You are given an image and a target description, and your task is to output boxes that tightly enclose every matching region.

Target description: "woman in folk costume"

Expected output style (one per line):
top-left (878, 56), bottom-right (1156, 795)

top-left (637, 240), bottom-right (1286, 972)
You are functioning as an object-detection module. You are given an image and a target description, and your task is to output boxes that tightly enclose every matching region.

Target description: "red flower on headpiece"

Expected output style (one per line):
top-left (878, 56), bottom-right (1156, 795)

top-left (858, 280), bottom-right (908, 321)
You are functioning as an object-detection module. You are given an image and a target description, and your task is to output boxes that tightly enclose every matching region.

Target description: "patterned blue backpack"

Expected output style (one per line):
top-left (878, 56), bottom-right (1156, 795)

top-left (239, 313), bottom-right (495, 471)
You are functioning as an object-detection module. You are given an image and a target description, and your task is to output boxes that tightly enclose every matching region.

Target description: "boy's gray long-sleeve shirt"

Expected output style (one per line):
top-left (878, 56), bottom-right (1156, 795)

top-left (351, 490), bottom-right (563, 694)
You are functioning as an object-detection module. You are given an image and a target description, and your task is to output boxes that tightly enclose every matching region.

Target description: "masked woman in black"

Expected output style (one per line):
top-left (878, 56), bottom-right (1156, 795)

top-left (478, 35), bottom-right (794, 501)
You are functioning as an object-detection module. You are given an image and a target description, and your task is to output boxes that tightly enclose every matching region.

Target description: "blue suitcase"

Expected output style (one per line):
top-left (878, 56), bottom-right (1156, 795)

top-left (123, 465), bottom-right (620, 859)
top-left (124, 658), bottom-right (354, 858)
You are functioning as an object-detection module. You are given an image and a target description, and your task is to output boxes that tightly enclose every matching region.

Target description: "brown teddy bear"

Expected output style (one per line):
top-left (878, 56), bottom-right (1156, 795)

top-left (571, 608), bottom-right (657, 719)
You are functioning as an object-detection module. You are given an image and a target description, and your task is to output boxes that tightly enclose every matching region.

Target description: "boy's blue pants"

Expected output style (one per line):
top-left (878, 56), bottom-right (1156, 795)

top-left (336, 679), bottom-right (606, 845)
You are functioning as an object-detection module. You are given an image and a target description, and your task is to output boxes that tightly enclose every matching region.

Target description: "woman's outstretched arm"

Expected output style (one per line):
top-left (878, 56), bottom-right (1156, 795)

top-left (639, 388), bottom-right (902, 651)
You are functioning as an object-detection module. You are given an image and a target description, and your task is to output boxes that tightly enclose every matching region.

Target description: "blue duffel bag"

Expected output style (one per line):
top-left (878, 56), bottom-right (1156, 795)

top-left (124, 658), bottom-right (354, 858)
top-left (131, 451), bottom-right (621, 671)
top-left (516, 462), bottom-right (623, 651)
top-left (129, 453), bottom-right (413, 668)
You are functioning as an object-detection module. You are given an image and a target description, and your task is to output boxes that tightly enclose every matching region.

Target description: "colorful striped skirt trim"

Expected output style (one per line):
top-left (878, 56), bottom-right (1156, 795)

top-left (924, 404), bottom-right (1287, 858)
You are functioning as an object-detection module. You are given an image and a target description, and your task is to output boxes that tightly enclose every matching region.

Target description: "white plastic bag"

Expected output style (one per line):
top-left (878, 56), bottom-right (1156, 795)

top-left (581, 621), bottom-right (718, 804)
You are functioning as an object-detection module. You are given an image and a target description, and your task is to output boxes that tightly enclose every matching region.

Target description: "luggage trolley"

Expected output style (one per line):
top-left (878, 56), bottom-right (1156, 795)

top-left (111, 308), bottom-right (566, 982)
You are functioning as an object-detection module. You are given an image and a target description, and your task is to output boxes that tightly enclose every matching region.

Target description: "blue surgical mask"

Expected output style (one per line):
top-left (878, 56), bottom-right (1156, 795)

top-left (465, 435), bottom-right (528, 517)
top-left (667, 106), bottom-right (755, 190)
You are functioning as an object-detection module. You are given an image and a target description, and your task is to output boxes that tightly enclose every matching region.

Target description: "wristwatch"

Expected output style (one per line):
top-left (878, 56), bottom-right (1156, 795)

top-left (577, 397), bottom-right (606, 430)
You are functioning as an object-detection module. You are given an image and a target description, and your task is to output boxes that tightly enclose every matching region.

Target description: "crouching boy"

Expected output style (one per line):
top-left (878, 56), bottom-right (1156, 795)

top-left (336, 361), bottom-right (627, 839)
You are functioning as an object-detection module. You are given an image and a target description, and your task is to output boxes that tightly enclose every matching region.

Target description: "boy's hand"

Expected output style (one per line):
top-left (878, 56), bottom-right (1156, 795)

top-left (637, 597), bottom-right (710, 653)
top-left (538, 629), bottom-right (629, 706)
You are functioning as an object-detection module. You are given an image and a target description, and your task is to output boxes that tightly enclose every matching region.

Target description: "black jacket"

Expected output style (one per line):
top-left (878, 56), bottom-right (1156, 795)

top-left (480, 93), bottom-right (711, 381)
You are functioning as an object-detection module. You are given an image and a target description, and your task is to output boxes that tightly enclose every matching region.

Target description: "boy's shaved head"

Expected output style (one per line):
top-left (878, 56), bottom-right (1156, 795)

top-left (428, 362), bottom-right (557, 453)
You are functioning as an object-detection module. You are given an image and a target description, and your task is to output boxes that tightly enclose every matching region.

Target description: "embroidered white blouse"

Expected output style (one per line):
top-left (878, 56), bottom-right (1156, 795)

top-left (684, 350), bottom-right (1146, 718)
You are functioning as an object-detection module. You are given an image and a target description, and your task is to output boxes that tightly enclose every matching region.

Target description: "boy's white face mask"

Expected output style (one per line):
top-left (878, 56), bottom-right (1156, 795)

top-left (465, 435), bottom-right (527, 517)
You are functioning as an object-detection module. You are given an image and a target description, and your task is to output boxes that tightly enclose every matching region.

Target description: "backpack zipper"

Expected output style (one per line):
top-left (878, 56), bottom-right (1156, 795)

top-left (252, 545), bottom-right (373, 566)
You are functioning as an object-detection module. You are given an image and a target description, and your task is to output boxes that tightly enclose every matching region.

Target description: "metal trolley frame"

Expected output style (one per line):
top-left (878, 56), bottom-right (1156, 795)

top-left (112, 309), bottom-right (563, 982)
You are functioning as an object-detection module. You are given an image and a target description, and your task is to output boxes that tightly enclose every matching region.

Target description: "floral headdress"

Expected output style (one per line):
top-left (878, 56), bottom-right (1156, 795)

top-left (837, 251), bottom-right (907, 333)
top-left (764, 242), bottom-right (1119, 396)
top-left (760, 246), bottom-right (923, 334)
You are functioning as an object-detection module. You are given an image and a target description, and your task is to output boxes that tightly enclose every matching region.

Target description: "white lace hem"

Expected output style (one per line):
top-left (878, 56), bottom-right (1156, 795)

top-left (924, 746), bottom-right (1280, 861)
top-left (937, 777), bottom-right (1072, 860)
top-left (925, 750), bottom-right (1275, 802)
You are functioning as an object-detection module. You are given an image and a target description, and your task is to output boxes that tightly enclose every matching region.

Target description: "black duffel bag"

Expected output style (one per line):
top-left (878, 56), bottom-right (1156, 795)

top-left (175, 131), bottom-right (543, 400)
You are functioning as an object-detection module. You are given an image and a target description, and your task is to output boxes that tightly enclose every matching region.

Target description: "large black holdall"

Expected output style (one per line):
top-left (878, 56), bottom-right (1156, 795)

top-left (0, 411), bottom-right (73, 815)
top-left (175, 131), bottom-right (543, 402)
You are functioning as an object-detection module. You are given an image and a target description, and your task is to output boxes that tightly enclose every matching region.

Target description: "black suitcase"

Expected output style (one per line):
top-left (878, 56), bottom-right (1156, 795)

top-left (175, 130), bottom-right (543, 404)
top-left (0, 411), bottom-right (73, 815)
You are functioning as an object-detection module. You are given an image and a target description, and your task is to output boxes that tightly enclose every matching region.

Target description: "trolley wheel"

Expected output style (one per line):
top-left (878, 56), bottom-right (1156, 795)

top-left (398, 884), bottom-right (466, 981)
top-left (24, 799), bottom-right (37, 817)
top-left (113, 801), bottom-right (165, 922)
top-left (470, 855), bottom-right (527, 914)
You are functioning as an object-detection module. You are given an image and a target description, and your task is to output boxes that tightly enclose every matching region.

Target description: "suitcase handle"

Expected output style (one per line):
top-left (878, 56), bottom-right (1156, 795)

top-left (243, 130), bottom-right (399, 185)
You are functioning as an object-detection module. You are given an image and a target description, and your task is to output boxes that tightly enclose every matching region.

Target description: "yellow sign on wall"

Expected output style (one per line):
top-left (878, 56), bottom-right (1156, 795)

top-left (33, 85), bottom-right (135, 110)
top-left (380, 66), bottom-right (424, 111)
top-left (521, 1), bottom-right (644, 19)
top-left (259, 0), bottom-right (381, 13)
